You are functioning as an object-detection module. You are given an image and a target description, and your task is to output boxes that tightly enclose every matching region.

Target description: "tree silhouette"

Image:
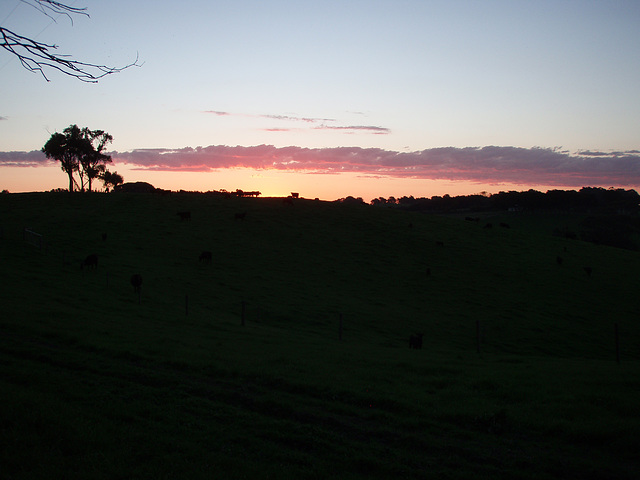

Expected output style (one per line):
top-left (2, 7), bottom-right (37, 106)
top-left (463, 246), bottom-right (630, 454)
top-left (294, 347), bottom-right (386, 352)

top-left (42, 124), bottom-right (115, 192)
top-left (42, 124), bottom-right (83, 192)
top-left (100, 170), bottom-right (123, 192)
top-left (1, 0), bottom-right (139, 82)
top-left (79, 128), bottom-right (112, 192)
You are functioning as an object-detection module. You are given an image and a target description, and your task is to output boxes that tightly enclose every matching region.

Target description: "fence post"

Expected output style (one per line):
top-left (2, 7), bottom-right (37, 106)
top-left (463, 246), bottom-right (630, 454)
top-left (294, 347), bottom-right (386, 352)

top-left (615, 323), bottom-right (620, 364)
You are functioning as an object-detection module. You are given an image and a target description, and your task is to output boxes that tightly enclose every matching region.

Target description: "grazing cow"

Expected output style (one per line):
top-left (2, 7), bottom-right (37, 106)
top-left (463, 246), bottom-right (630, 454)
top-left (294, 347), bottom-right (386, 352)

top-left (584, 266), bottom-right (593, 277)
top-left (234, 212), bottom-right (246, 221)
top-left (409, 333), bottom-right (424, 349)
top-left (556, 256), bottom-right (563, 266)
top-left (81, 253), bottom-right (98, 270)
top-left (199, 251), bottom-right (212, 263)
top-left (130, 274), bottom-right (143, 294)
top-left (177, 211), bottom-right (191, 221)
top-left (291, 192), bottom-right (299, 198)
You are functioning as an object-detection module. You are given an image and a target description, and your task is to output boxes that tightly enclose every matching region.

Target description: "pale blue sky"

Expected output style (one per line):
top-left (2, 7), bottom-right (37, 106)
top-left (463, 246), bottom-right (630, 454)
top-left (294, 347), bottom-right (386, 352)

top-left (1, 0), bottom-right (639, 198)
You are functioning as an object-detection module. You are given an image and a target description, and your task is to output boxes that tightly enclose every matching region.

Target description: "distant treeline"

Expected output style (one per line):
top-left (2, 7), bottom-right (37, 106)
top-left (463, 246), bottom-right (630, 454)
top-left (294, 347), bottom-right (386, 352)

top-left (368, 187), bottom-right (640, 215)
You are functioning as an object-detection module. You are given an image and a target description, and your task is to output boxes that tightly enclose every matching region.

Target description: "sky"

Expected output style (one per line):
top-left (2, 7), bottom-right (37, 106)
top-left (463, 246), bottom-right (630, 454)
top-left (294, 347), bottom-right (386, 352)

top-left (1, 0), bottom-right (639, 201)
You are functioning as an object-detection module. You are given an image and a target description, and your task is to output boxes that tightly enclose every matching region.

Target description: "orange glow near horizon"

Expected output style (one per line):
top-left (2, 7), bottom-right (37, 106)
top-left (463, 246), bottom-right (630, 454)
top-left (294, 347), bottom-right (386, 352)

top-left (0, 164), bottom-right (614, 202)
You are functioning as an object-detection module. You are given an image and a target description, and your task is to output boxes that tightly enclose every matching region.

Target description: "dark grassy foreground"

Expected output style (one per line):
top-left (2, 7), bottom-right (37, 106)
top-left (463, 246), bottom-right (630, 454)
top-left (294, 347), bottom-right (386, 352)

top-left (1, 192), bottom-right (639, 479)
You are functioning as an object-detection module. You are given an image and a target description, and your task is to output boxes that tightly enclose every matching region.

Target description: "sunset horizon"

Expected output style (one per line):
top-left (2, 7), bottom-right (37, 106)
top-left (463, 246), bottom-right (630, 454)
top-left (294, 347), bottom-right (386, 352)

top-left (2, 142), bottom-right (639, 202)
top-left (2, 1), bottom-right (639, 201)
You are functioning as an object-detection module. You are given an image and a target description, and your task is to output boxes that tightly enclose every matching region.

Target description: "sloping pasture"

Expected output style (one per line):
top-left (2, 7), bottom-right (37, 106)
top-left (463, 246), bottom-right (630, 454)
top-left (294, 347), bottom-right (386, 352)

top-left (1, 192), bottom-right (639, 479)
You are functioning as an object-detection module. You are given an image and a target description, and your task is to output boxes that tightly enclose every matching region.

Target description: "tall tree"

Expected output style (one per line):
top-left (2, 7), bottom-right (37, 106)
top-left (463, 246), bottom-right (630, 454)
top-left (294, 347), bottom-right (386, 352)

top-left (79, 128), bottom-right (112, 192)
top-left (42, 124), bottom-right (115, 192)
top-left (0, 0), bottom-right (139, 82)
top-left (42, 124), bottom-right (83, 192)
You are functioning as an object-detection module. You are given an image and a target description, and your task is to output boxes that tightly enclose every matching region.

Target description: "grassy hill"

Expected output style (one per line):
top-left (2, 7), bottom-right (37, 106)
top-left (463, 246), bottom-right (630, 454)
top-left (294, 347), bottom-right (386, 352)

top-left (1, 192), bottom-right (639, 479)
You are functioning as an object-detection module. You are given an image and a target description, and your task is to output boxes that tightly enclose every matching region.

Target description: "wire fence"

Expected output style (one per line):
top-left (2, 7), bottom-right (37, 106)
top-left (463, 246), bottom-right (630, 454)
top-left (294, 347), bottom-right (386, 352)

top-left (9, 223), bottom-right (638, 363)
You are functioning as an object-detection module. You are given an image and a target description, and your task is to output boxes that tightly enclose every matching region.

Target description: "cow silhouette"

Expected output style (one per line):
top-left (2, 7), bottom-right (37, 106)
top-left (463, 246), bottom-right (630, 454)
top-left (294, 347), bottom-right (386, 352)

top-left (81, 253), bottom-right (98, 270)
top-left (409, 333), bottom-right (424, 349)
top-left (131, 274), bottom-right (143, 294)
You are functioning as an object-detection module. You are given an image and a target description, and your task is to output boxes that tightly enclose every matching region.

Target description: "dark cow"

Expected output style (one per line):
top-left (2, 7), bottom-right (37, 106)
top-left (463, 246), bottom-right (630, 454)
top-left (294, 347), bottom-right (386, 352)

top-left (291, 192), bottom-right (299, 198)
top-left (409, 333), bottom-right (424, 349)
top-left (130, 274), bottom-right (143, 294)
top-left (177, 211), bottom-right (191, 221)
top-left (234, 212), bottom-right (246, 221)
top-left (199, 251), bottom-right (212, 263)
top-left (81, 253), bottom-right (98, 270)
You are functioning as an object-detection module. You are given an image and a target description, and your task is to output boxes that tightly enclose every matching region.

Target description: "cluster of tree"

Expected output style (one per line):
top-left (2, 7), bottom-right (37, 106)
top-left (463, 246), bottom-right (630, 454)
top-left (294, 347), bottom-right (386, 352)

top-left (42, 124), bottom-right (123, 192)
top-left (372, 188), bottom-right (640, 215)
top-left (335, 196), bottom-right (366, 205)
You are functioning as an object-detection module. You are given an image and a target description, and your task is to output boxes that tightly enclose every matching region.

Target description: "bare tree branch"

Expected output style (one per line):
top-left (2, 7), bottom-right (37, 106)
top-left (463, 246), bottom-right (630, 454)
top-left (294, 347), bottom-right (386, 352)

top-left (1, 1), bottom-right (140, 82)
top-left (22, 0), bottom-right (88, 24)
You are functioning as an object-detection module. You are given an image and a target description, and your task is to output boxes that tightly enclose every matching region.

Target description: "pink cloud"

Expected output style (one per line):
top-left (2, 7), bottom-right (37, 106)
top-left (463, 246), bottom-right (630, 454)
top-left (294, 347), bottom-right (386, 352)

top-left (3, 145), bottom-right (639, 188)
top-left (314, 125), bottom-right (391, 134)
top-left (0, 150), bottom-right (50, 167)
top-left (203, 110), bottom-right (392, 134)
top-left (203, 110), bottom-right (335, 124)
top-left (106, 145), bottom-right (640, 187)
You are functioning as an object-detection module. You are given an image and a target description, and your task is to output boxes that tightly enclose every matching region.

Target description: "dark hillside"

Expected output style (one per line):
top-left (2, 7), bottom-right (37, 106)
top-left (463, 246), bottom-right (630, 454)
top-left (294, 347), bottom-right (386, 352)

top-left (1, 192), bottom-right (640, 479)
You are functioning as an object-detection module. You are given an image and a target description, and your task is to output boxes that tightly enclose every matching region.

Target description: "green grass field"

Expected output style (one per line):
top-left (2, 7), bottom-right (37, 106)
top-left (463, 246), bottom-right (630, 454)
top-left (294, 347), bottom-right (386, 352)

top-left (1, 192), bottom-right (639, 479)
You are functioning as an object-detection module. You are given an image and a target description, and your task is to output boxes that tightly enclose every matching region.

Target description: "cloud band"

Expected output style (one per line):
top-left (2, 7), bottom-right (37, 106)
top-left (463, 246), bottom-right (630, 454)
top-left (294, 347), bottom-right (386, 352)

top-left (3, 145), bottom-right (640, 187)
